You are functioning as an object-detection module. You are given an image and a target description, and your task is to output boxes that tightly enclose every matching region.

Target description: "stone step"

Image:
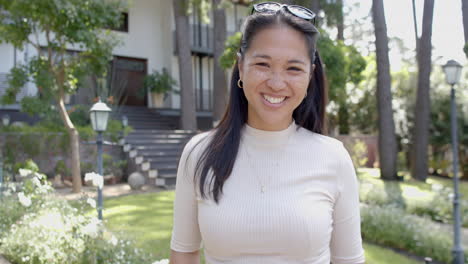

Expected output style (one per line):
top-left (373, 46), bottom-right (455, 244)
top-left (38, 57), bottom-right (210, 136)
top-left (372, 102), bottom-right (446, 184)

top-left (128, 129), bottom-right (195, 134)
top-left (126, 134), bottom-right (193, 140)
top-left (137, 149), bottom-right (182, 156)
top-left (145, 157), bottom-right (180, 163)
top-left (150, 162), bottom-right (178, 170)
top-left (126, 139), bottom-right (188, 145)
top-left (155, 167), bottom-right (177, 175)
top-left (138, 152), bottom-right (182, 158)
top-left (155, 176), bottom-right (176, 187)
top-left (132, 142), bottom-right (185, 148)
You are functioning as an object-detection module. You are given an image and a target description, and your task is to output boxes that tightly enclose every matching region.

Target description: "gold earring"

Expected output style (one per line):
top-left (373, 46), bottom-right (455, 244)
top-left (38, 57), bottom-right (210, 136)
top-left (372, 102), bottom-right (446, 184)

top-left (237, 79), bottom-right (243, 88)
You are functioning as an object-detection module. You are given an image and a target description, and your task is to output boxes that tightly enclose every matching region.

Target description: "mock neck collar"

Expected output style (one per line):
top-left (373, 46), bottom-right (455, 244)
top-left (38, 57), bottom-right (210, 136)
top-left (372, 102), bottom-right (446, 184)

top-left (241, 120), bottom-right (298, 146)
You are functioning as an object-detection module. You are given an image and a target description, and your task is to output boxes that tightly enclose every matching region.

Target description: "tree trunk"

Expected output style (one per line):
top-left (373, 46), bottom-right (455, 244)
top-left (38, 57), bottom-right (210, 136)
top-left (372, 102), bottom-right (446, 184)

top-left (412, 0), bottom-right (434, 182)
top-left (57, 96), bottom-right (82, 193)
top-left (173, 0), bottom-right (197, 130)
top-left (412, 0), bottom-right (419, 52)
top-left (212, 0), bottom-right (228, 125)
top-left (371, 0), bottom-right (398, 180)
top-left (336, 0), bottom-right (344, 41)
top-left (462, 0), bottom-right (468, 44)
top-left (310, 0), bottom-right (320, 14)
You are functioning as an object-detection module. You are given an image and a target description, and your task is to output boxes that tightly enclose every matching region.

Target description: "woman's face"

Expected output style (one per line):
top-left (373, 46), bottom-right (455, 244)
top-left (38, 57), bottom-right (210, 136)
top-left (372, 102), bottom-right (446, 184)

top-left (239, 25), bottom-right (313, 131)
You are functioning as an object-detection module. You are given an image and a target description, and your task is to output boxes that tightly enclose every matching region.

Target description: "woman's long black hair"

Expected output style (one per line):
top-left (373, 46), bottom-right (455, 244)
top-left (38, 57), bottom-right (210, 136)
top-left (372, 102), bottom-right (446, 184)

top-left (190, 7), bottom-right (328, 203)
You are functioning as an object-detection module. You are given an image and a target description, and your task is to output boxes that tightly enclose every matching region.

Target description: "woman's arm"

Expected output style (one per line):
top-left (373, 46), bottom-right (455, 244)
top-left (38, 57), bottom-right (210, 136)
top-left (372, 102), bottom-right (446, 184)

top-left (330, 143), bottom-right (365, 264)
top-left (169, 249), bottom-right (200, 264)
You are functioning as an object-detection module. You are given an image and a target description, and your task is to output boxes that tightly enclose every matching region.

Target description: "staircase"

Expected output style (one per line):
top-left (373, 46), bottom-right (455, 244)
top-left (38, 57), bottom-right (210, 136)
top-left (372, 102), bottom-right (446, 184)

top-left (113, 106), bottom-right (197, 187)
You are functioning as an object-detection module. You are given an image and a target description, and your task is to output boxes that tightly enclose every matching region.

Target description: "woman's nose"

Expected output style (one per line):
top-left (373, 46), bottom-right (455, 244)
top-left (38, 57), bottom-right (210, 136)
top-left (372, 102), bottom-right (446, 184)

top-left (266, 73), bottom-right (287, 91)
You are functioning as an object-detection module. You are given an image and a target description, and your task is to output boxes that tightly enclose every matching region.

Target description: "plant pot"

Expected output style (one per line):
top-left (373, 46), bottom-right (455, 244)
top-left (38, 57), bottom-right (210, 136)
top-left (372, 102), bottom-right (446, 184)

top-left (151, 93), bottom-right (165, 108)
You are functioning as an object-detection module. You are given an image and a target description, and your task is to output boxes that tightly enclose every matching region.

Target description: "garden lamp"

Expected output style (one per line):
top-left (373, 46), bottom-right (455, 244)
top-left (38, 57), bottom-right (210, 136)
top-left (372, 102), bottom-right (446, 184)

top-left (89, 100), bottom-right (111, 132)
top-left (442, 59), bottom-right (464, 264)
top-left (89, 99), bottom-right (111, 220)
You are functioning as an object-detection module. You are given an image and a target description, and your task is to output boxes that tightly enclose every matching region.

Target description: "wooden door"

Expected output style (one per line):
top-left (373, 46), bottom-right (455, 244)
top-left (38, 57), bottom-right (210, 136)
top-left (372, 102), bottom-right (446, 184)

top-left (112, 56), bottom-right (147, 106)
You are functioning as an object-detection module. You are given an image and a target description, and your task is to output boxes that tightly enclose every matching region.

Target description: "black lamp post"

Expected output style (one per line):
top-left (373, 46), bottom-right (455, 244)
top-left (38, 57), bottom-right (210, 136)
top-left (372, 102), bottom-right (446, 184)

top-left (0, 114), bottom-right (9, 198)
top-left (89, 99), bottom-right (111, 220)
top-left (0, 115), bottom-right (10, 198)
top-left (442, 59), bottom-right (464, 264)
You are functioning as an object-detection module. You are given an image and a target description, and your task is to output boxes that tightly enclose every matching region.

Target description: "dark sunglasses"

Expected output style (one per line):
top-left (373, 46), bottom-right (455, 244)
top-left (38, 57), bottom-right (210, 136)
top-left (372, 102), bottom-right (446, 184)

top-left (251, 2), bottom-right (316, 24)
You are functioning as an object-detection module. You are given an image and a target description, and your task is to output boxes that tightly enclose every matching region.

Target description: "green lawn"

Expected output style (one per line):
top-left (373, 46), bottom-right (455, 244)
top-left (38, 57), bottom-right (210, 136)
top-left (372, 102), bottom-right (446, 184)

top-left (103, 191), bottom-right (424, 263)
top-left (358, 168), bottom-right (468, 198)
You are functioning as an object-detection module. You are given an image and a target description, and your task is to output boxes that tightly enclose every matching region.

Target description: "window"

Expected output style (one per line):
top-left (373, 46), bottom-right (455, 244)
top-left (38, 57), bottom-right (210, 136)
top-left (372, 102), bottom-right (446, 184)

top-left (114, 12), bottom-right (129, 32)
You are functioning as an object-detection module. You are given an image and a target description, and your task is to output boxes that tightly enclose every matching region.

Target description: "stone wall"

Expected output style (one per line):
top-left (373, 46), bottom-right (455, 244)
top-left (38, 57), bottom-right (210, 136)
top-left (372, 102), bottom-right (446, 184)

top-left (1, 132), bottom-right (126, 181)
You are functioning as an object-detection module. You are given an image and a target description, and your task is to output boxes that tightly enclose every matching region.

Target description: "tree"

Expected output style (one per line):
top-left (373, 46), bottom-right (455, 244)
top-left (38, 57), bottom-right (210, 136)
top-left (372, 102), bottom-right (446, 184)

top-left (371, 0), bottom-right (398, 180)
top-left (212, 0), bottom-right (228, 124)
top-left (0, 0), bottom-right (126, 193)
top-left (412, 0), bottom-right (435, 181)
top-left (336, 0), bottom-right (344, 41)
top-left (173, 0), bottom-right (197, 130)
top-left (462, 0), bottom-right (468, 57)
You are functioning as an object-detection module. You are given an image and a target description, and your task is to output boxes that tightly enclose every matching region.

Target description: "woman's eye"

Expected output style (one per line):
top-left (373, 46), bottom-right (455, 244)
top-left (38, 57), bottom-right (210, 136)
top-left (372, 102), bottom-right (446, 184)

top-left (288, 67), bottom-right (302, 72)
top-left (256, 63), bottom-right (269, 67)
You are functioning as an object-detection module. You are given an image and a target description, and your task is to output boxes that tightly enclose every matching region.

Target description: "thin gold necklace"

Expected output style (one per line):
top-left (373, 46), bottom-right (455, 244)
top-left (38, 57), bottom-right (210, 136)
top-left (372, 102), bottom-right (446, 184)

top-left (243, 132), bottom-right (292, 194)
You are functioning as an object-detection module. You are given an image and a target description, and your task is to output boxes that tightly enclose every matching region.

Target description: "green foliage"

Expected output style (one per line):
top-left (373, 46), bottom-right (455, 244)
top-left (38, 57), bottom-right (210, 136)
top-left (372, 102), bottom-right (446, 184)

top-left (13, 159), bottom-right (39, 174)
top-left (102, 153), bottom-right (127, 177)
top-left (187, 0), bottom-right (212, 24)
top-left (359, 169), bottom-right (468, 227)
top-left (68, 105), bottom-right (92, 127)
top-left (0, 169), bottom-right (155, 264)
top-left (360, 204), bottom-right (465, 263)
top-left (144, 68), bottom-right (177, 95)
top-left (464, 43), bottom-right (468, 59)
top-left (54, 160), bottom-right (70, 177)
top-left (220, 32), bottom-right (242, 70)
top-left (346, 139), bottom-right (368, 168)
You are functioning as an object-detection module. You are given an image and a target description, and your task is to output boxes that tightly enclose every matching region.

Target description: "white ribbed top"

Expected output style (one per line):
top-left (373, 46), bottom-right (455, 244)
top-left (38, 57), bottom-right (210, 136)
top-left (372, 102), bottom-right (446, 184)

top-left (171, 121), bottom-right (365, 264)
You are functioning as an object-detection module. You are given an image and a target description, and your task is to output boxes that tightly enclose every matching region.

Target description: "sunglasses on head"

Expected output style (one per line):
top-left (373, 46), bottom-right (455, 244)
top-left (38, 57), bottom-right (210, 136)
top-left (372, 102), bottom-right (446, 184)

top-left (251, 2), bottom-right (316, 24)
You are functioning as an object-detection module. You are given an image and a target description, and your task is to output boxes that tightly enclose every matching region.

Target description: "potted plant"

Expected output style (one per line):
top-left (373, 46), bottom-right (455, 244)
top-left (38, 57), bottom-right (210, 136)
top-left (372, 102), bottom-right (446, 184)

top-left (144, 68), bottom-right (177, 108)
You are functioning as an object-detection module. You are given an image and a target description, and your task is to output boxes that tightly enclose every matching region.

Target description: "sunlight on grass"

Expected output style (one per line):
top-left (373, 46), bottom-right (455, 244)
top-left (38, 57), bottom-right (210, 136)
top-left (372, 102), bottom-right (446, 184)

top-left (357, 167), bottom-right (468, 200)
top-left (364, 242), bottom-right (420, 264)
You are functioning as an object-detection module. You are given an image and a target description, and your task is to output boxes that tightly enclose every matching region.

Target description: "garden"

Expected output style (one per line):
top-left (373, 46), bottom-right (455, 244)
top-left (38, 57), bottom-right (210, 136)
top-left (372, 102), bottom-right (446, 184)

top-left (0, 166), bottom-right (466, 264)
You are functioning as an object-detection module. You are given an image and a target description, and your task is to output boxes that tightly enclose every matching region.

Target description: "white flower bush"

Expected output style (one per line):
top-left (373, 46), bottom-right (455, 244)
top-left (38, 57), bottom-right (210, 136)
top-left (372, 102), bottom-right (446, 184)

top-left (85, 172), bottom-right (104, 189)
top-left (0, 168), bottom-right (154, 264)
top-left (17, 192), bottom-right (31, 207)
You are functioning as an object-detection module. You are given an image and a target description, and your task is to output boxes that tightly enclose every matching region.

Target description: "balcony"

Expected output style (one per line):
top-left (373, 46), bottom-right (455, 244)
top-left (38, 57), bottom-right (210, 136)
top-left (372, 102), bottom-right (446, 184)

top-left (173, 24), bottom-right (237, 57)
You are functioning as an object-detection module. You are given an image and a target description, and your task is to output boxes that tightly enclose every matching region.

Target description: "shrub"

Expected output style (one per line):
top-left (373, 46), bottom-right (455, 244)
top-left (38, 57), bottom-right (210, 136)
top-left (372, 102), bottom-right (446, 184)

top-left (0, 169), bottom-right (154, 264)
top-left (359, 177), bottom-right (468, 227)
top-left (361, 204), bottom-right (468, 263)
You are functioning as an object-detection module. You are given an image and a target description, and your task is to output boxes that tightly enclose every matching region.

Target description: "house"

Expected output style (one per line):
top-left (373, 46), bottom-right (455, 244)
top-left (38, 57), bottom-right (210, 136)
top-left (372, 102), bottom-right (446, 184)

top-left (0, 0), bottom-right (250, 128)
top-left (0, 0), bottom-right (250, 187)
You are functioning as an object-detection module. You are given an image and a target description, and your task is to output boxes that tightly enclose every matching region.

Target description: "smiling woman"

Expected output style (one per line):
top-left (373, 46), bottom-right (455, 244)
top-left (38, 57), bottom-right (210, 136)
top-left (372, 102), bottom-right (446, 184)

top-left (169, 2), bottom-right (364, 264)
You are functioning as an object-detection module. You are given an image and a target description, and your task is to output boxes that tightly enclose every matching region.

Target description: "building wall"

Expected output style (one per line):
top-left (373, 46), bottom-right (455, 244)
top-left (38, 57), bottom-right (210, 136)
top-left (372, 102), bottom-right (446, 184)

top-left (0, 1), bottom-right (249, 111)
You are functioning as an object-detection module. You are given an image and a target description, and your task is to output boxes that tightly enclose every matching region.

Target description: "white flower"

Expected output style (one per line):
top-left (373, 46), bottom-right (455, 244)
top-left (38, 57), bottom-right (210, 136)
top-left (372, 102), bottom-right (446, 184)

top-left (31, 176), bottom-right (41, 187)
top-left (152, 259), bottom-right (169, 264)
top-left (84, 172), bottom-right (104, 189)
top-left (86, 198), bottom-right (96, 208)
top-left (82, 218), bottom-right (101, 238)
top-left (110, 235), bottom-right (118, 246)
top-left (19, 168), bottom-right (34, 177)
top-left (18, 192), bottom-right (32, 207)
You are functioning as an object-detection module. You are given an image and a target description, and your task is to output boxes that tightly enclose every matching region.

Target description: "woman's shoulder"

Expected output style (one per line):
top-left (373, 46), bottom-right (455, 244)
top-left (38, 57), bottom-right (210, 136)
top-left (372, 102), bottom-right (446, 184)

top-left (296, 127), bottom-right (344, 149)
top-left (184, 129), bottom-right (216, 154)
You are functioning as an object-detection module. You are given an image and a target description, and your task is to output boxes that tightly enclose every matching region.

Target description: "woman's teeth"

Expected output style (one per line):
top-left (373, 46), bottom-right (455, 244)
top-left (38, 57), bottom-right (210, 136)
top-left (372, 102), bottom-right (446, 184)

top-left (263, 94), bottom-right (286, 104)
